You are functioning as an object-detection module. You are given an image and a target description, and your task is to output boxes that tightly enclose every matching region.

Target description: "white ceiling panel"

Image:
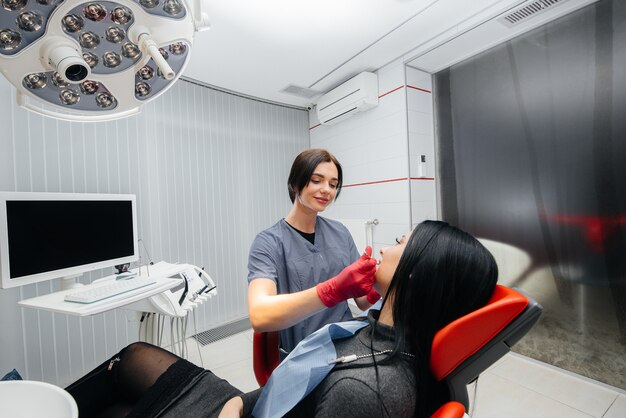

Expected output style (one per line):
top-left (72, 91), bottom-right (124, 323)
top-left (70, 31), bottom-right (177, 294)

top-left (182, 0), bottom-right (595, 108)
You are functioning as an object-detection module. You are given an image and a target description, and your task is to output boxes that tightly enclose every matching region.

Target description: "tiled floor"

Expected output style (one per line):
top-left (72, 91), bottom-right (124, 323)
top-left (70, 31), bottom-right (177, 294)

top-left (184, 329), bottom-right (626, 417)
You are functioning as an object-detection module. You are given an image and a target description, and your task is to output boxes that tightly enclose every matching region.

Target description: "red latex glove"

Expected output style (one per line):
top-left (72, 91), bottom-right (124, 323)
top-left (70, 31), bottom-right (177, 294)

top-left (316, 246), bottom-right (377, 307)
top-left (366, 288), bottom-right (381, 304)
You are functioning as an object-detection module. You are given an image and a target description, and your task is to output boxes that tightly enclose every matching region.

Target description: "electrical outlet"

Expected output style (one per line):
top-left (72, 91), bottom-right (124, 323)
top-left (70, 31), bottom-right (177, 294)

top-left (417, 155), bottom-right (427, 178)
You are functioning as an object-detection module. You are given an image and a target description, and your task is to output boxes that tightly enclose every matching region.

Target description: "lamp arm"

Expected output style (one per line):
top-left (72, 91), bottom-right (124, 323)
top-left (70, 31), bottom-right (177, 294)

top-left (191, 0), bottom-right (211, 32)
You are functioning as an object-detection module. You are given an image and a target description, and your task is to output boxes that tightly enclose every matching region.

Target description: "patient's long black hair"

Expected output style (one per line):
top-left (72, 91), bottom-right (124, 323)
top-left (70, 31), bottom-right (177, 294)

top-left (380, 220), bottom-right (498, 417)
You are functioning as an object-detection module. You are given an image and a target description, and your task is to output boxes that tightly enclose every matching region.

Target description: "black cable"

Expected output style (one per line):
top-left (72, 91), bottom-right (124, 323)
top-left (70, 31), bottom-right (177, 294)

top-left (178, 273), bottom-right (189, 306)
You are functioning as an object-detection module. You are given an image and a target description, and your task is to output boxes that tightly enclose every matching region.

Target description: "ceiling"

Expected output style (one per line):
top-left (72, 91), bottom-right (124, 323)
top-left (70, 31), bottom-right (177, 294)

top-left (182, 0), bottom-right (595, 108)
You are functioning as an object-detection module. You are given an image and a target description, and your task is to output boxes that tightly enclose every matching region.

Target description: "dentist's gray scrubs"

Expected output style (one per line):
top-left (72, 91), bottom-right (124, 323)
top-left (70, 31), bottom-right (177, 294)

top-left (247, 216), bottom-right (359, 355)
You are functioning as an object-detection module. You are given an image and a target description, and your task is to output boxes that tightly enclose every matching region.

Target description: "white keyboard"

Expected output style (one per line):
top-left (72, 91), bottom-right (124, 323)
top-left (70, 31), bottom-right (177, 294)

top-left (64, 277), bottom-right (157, 304)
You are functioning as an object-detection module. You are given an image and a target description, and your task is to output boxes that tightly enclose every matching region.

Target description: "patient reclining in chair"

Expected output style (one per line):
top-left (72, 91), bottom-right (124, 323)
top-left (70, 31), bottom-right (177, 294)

top-left (66, 220), bottom-right (498, 418)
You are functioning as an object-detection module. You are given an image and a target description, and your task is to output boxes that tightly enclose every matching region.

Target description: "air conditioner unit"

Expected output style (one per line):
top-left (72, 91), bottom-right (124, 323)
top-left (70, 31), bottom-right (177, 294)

top-left (316, 72), bottom-right (378, 125)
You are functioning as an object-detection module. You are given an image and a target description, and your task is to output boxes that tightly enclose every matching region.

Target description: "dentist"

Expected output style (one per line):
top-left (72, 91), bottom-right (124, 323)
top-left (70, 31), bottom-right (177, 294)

top-left (247, 148), bottom-right (379, 356)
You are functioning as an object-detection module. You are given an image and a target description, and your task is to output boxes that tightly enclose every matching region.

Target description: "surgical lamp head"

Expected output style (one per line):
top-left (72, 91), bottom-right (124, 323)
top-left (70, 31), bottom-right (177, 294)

top-left (0, 0), bottom-right (210, 122)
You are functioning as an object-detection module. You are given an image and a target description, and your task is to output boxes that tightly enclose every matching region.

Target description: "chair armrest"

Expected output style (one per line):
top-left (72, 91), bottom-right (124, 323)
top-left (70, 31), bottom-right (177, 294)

top-left (430, 401), bottom-right (465, 418)
top-left (252, 331), bottom-right (280, 386)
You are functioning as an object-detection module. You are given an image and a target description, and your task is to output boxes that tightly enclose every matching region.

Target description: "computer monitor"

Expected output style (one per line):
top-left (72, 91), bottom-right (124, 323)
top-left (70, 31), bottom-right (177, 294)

top-left (0, 192), bottom-right (138, 289)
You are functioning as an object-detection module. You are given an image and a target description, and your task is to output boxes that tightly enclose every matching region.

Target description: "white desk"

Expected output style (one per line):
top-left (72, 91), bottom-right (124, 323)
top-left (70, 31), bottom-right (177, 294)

top-left (18, 276), bottom-right (180, 316)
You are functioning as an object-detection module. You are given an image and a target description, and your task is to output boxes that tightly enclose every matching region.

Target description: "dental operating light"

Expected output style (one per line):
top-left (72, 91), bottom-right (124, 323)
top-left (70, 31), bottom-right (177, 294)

top-left (0, 0), bottom-right (209, 121)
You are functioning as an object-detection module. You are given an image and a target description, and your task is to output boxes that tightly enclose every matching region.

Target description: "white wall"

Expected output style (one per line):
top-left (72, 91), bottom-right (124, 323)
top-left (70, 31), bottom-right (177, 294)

top-left (0, 77), bottom-right (309, 386)
top-left (407, 66), bottom-right (438, 223)
top-left (310, 60), bottom-right (437, 254)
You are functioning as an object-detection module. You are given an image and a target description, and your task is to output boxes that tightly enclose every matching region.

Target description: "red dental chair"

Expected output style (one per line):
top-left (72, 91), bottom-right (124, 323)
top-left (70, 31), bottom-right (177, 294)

top-left (252, 330), bottom-right (281, 387)
top-left (252, 285), bottom-right (543, 417)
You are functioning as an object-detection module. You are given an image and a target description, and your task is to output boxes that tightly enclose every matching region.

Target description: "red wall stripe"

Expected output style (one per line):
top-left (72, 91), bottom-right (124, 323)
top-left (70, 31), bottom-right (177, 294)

top-left (378, 85), bottom-right (404, 99)
top-left (343, 177), bottom-right (434, 188)
top-left (407, 85), bottom-right (432, 94)
top-left (343, 177), bottom-right (407, 187)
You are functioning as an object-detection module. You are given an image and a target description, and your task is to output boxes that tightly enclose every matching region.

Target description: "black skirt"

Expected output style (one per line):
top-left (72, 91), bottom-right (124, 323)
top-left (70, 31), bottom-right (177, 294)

top-left (127, 358), bottom-right (244, 418)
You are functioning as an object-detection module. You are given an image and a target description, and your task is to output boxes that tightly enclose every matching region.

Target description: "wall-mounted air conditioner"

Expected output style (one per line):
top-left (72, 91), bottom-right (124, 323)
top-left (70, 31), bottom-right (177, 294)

top-left (316, 72), bottom-right (378, 125)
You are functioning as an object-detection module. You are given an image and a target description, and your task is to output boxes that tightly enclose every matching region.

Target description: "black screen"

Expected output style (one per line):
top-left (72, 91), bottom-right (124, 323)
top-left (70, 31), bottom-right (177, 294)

top-left (6, 200), bottom-right (135, 279)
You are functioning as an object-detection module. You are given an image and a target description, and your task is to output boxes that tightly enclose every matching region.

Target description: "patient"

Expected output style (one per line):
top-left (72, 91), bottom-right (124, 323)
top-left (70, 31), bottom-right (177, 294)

top-left (66, 220), bottom-right (497, 417)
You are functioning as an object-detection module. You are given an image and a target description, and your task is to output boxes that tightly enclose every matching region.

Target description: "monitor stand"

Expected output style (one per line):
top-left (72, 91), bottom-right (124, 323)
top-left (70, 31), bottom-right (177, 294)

top-left (60, 275), bottom-right (84, 290)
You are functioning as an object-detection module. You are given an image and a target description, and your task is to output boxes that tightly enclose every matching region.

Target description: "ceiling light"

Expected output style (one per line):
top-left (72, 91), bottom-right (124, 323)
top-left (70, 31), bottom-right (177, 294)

top-left (0, 0), bottom-right (209, 122)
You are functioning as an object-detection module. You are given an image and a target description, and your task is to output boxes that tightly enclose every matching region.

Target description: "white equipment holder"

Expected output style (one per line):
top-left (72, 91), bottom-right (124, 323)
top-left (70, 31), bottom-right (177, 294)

top-left (122, 261), bottom-right (217, 317)
top-left (121, 261), bottom-right (218, 360)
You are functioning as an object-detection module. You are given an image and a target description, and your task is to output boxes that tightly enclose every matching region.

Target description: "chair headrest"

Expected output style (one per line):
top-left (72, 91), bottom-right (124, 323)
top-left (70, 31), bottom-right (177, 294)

top-left (430, 285), bottom-right (528, 381)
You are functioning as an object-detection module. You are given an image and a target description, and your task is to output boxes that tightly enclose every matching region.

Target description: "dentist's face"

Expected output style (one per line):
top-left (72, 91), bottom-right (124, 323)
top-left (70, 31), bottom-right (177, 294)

top-left (296, 161), bottom-right (338, 214)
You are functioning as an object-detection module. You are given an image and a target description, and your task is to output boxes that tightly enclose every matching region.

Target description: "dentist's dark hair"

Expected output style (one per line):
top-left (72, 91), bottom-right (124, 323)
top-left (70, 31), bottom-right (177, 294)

top-left (380, 220), bottom-right (498, 417)
top-left (287, 148), bottom-right (343, 203)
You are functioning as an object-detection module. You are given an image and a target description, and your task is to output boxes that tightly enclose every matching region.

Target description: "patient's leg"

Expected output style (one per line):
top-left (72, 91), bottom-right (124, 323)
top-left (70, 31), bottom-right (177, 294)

top-left (115, 341), bottom-right (180, 402)
top-left (66, 342), bottom-right (180, 417)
